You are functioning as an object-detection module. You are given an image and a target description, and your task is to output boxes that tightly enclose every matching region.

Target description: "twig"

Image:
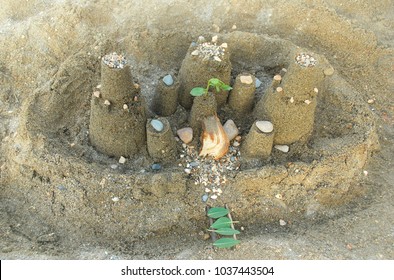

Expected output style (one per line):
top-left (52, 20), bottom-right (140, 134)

top-left (205, 205), bottom-right (218, 242)
top-left (225, 204), bottom-right (237, 241)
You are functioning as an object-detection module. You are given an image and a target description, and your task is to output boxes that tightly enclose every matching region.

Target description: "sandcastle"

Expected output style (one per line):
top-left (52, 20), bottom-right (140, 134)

top-left (4, 32), bottom-right (378, 242)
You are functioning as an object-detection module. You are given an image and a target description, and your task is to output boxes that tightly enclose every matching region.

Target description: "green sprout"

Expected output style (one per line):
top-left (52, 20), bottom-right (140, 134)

top-left (190, 78), bottom-right (232, 97)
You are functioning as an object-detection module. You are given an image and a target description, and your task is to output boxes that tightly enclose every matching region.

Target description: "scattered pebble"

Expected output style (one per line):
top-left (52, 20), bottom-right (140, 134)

top-left (205, 188), bottom-right (211, 193)
top-left (123, 104), bottom-right (128, 110)
top-left (112, 197), bottom-right (119, 202)
top-left (151, 163), bottom-right (161, 171)
top-left (279, 219), bottom-right (287, 226)
top-left (241, 226), bottom-right (245, 231)
top-left (162, 74), bottom-right (174, 86)
top-left (256, 121), bottom-right (274, 133)
top-left (191, 50), bottom-right (199, 56)
top-left (363, 170), bottom-right (368, 176)
top-left (233, 141), bottom-right (240, 147)
top-left (104, 100), bottom-right (111, 106)
top-left (223, 119), bottom-right (239, 141)
top-left (275, 194), bottom-right (283, 199)
top-left (110, 164), bottom-right (118, 169)
top-left (191, 38), bottom-right (226, 61)
top-left (274, 145), bottom-right (290, 153)
top-left (255, 78), bottom-right (262, 88)
top-left (220, 43), bottom-right (228, 48)
top-left (102, 52), bottom-right (127, 69)
top-left (240, 75), bottom-right (253, 85)
top-left (232, 24), bottom-right (237, 29)
top-left (211, 194), bottom-right (218, 200)
top-left (235, 135), bottom-right (242, 142)
top-left (304, 100), bottom-right (312, 105)
top-left (323, 66), bottom-right (335, 76)
top-left (213, 56), bottom-right (222, 62)
top-left (295, 53), bottom-right (317, 67)
top-left (151, 119), bottom-right (164, 132)
top-left (314, 88), bottom-right (319, 93)
top-left (367, 99), bottom-right (375, 104)
top-left (93, 91), bottom-right (100, 98)
top-left (211, 35), bottom-right (218, 43)
top-left (202, 194), bottom-right (209, 202)
top-left (290, 97), bottom-right (294, 103)
top-left (96, 84), bottom-right (102, 89)
top-left (184, 168), bottom-right (192, 174)
top-left (177, 127), bottom-right (193, 144)
top-left (119, 156), bottom-right (126, 164)
top-left (276, 87), bottom-right (283, 93)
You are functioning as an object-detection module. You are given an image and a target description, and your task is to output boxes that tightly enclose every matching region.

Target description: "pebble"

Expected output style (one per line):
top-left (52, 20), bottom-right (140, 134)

top-left (93, 91), bottom-right (100, 98)
top-left (232, 24), bottom-right (237, 29)
top-left (274, 145), bottom-right (289, 153)
top-left (151, 119), bottom-right (164, 132)
top-left (104, 100), bottom-right (111, 106)
top-left (235, 135), bottom-right (242, 142)
top-left (202, 194), bottom-right (209, 202)
top-left (255, 78), bottom-right (262, 88)
top-left (276, 87), bottom-right (283, 93)
top-left (211, 194), bottom-right (218, 200)
top-left (240, 75), bottom-right (253, 85)
top-left (214, 56), bottom-right (222, 62)
top-left (119, 156), bottom-right (126, 164)
top-left (177, 127), bottom-right (193, 144)
top-left (290, 97), bottom-right (294, 103)
top-left (220, 43), bottom-right (228, 48)
top-left (279, 219), bottom-right (287, 226)
top-left (184, 168), bottom-right (192, 174)
top-left (112, 197), bottom-right (120, 202)
top-left (102, 52), bottom-right (127, 69)
top-left (123, 104), bottom-right (128, 110)
top-left (295, 53), bottom-right (317, 67)
top-left (323, 66), bottom-right (335, 76)
top-left (191, 50), bottom-right (199, 56)
top-left (233, 141), bottom-right (240, 147)
top-left (211, 35), bottom-right (218, 43)
top-left (205, 188), bottom-right (211, 193)
top-left (57, 185), bottom-right (67, 191)
top-left (110, 164), bottom-right (118, 169)
top-left (151, 163), bottom-right (161, 171)
top-left (367, 99), bottom-right (375, 104)
top-left (314, 88), bottom-right (319, 93)
top-left (304, 100), bottom-right (312, 105)
top-left (162, 74), bottom-right (174, 86)
top-left (223, 119), bottom-right (239, 141)
top-left (363, 170), bottom-right (368, 176)
top-left (256, 121), bottom-right (273, 133)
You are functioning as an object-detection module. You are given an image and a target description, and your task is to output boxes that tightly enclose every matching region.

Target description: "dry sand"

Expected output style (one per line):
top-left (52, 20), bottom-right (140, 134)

top-left (0, 0), bottom-right (393, 259)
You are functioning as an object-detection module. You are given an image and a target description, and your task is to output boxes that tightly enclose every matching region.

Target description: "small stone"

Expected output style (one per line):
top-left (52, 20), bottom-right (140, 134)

top-left (112, 197), bottom-right (119, 202)
top-left (70, 143), bottom-right (75, 147)
top-left (314, 87), bottom-right (319, 93)
top-left (275, 194), bottom-right (283, 199)
top-left (104, 100), bottom-right (111, 106)
top-left (241, 226), bottom-right (245, 231)
top-left (273, 74), bottom-right (282, 82)
top-left (324, 67), bottom-right (335, 76)
top-left (123, 104), bottom-right (128, 110)
top-left (205, 188), bottom-right (211, 193)
top-left (232, 24), bottom-right (237, 29)
top-left (134, 83), bottom-right (140, 89)
top-left (213, 56), bottom-right (222, 62)
top-left (177, 127), bottom-right (193, 144)
top-left (363, 170), bottom-right (368, 176)
top-left (276, 87), bottom-right (283, 93)
top-left (367, 99), bottom-right (375, 104)
top-left (162, 74), bottom-right (174, 86)
top-left (211, 194), bottom-right (218, 200)
top-left (255, 78), bottom-right (262, 88)
top-left (119, 156), bottom-right (126, 164)
top-left (198, 36), bottom-right (205, 43)
top-left (274, 145), bottom-right (289, 153)
top-left (202, 194), bottom-right (209, 202)
top-left (304, 100), bottom-right (312, 105)
top-left (223, 119), bottom-right (239, 141)
top-left (290, 97), bottom-right (294, 103)
top-left (184, 168), bottom-right (191, 174)
top-left (96, 84), bottom-right (102, 89)
top-left (211, 35), bottom-right (218, 43)
top-left (151, 163), bottom-right (161, 171)
top-left (233, 141), bottom-right (240, 147)
top-left (93, 91), bottom-right (100, 98)
top-left (240, 75), bottom-right (253, 85)
top-left (191, 50), bottom-right (199, 56)
top-left (220, 43), bottom-right (228, 48)
top-left (279, 219), bottom-right (287, 226)
top-left (151, 119), bottom-right (164, 132)
top-left (110, 164), bottom-right (118, 169)
top-left (203, 233), bottom-right (210, 240)
top-left (256, 121), bottom-right (274, 133)
top-left (212, 24), bottom-right (220, 33)
top-left (235, 135), bottom-right (242, 142)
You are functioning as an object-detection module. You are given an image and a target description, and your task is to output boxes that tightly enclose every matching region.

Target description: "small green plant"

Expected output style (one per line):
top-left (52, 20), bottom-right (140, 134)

top-left (207, 207), bottom-right (240, 249)
top-left (190, 78), bottom-right (232, 97)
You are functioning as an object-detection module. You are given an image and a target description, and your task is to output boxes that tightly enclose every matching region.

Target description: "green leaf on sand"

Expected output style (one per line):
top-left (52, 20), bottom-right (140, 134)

top-left (221, 85), bottom-right (233, 91)
top-left (190, 87), bottom-right (206, 96)
top-left (213, 238), bottom-right (240, 248)
top-left (210, 217), bottom-right (233, 229)
top-left (212, 228), bottom-right (240, 235)
top-left (207, 207), bottom-right (229, 219)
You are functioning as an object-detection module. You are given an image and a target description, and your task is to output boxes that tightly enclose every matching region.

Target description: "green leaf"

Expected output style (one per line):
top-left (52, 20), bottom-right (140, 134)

top-left (221, 85), bottom-right (233, 91)
top-left (215, 85), bottom-right (221, 92)
top-left (213, 228), bottom-right (240, 235)
top-left (210, 217), bottom-right (232, 229)
top-left (207, 207), bottom-right (229, 219)
top-left (190, 87), bottom-right (206, 96)
top-left (213, 238), bottom-right (240, 248)
top-left (209, 78), bottom-right (220, 86)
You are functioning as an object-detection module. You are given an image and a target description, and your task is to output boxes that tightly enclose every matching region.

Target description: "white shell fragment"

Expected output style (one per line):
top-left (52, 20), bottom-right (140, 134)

top-left (304, 100), bottom-right (312, 105)
top-left (240, 75), bottom-right (253, 85)
top-left (112, 197), bottom-right (120, 202)
top-left (279, 219), bottom-right (287, 226)
top-left (191, 50), bottom-right (199, 56)
top-left (314, 87), bottom-right (319, 93)
top-left (256, 121), bottom-right (274, 133)
top-left (210, 194), bottom-right (218, 200)
top-left (213, 56), bottom-right (222, 62)
top-left (220, 43), bottom-right (228, 48)
top-left (93, 91), bottom-right (101, 98)
top-left (211, 35), bottom-right (218, 43)
top-left (274, 145), bottom-right (290, 153)
top-left (104, 100), bottom-right (111, 106)
top-left (290, 97), bottom-right (294, 103)
top-left (123, 104), bottom-right (128, 110)
top-left (119, 156), bottom-right (126, 164)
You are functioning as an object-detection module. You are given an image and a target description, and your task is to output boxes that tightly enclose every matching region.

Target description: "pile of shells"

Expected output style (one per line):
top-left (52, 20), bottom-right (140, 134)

top-left (102, 52), bottom-right (127, 69)
top-left (295, 53), bottom-right (317, 67)
top-left (191, 36), bottom-right (228, 62)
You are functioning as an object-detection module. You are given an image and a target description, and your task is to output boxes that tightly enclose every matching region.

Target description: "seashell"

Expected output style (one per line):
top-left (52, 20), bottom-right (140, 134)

top-left (199, 115), bottom-right (230, 160)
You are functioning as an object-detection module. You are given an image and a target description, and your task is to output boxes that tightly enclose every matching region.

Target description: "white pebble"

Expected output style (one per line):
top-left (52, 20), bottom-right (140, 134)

top-left (214, 56), bottom-right (222, 62)
top-left (290, 97), bottom-right (294, 103)
top-left (276, 87), bottom-right (283, 93)
top-left (205, 188), bottom-right (211, 193)
top-left (232, 24), bottom-right (237, 29)
top-left (220, 43), bottom-right (228, 48)
top-left (119, 156), bottom-right (126, 164)
top-left (123, 104), bottom-right (128, 110)
top-left (363, 170), bottom-right (368, 176)
top-left (93, 91), bottom-right (100, 98)
top-left (274, 145), bottom-right (289, 153)
top-left (112, 197), bottom-right (119, 202)
top-left (184, 168), bottom-right (191, 174)
top-left (210, 194), bottom-right (218, 200)
top-left (255, 78), bottom-right (262, 88)
top-left (256, 121), bottom-right (273, 133)
top-left (279, 219), bottom-right (287, 226)
top-left (304, 100), bottom-right (312, 105)
top-left (275, 194), bottom-right (283, 199)
top-left (191, 50), bottom-right (199, 56)
top-left (314, 88), bottom-right (319, 93)
top-left (104, 100), bottom-right (111, 106)
top-left (151, 119), bottom-right (164, 132)
top-left (233, 141), bottom-right (240, 147)
top-left (211, 35), bottom-right (218, 43)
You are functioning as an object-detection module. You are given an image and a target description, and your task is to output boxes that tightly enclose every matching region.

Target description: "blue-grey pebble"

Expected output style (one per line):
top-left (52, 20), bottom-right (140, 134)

top-left (255, 78), bottom-right (262, 88)
top-left (151, 163), bottom-right (161, 171)
top-left (189, 161), bottom-right (199, 167)
top-left (162, 74), bottom-right (174, 86)
top-left (151, 119), bottom-right (164, 132)
top-left (202, 194), bottom-right (209, 203)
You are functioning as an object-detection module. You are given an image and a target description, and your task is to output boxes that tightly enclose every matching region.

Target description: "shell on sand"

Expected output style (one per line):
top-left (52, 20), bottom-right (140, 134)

top-left (199, 115), bottom-right (229, 160)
